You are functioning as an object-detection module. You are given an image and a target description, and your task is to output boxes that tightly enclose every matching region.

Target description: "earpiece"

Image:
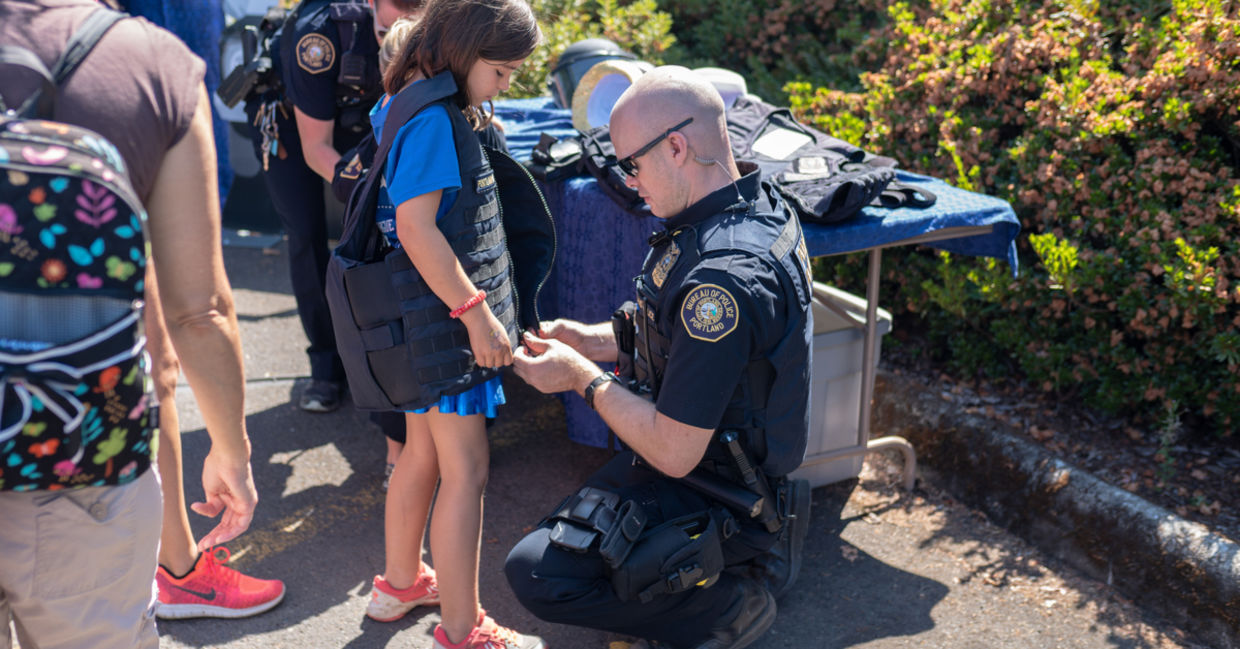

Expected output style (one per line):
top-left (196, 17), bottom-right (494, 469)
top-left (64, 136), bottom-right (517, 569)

top-left (694, 155), bottom-right (745, 205)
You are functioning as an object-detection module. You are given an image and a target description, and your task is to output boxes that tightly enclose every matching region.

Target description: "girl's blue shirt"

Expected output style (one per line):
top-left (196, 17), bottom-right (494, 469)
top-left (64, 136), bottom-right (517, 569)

top-left (370, 83), bottom-right (461, 247)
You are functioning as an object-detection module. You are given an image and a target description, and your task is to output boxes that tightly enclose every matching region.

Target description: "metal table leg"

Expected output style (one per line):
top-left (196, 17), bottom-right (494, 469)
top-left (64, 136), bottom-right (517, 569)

top-left (860, 248), bottom-right (916, 490)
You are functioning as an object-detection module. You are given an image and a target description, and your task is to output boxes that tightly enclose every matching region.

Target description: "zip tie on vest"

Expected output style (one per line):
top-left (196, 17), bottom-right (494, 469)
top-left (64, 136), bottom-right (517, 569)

top-left (450, 290), bottom-right (487, 319)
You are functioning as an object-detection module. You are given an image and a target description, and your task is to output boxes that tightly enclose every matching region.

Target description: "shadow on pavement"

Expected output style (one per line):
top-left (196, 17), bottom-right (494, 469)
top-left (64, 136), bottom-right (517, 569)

top-left (159, 375), bottom-right (947, 648)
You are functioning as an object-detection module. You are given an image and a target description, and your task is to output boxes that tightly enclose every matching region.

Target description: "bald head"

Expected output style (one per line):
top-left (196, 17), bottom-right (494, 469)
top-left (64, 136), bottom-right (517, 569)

top-left (611, 66), bottom-right (732, 164)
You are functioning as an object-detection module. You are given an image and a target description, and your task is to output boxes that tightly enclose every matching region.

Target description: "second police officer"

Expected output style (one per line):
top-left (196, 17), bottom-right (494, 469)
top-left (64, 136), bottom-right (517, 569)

top-left (245, 0), bottom-right (421, 412)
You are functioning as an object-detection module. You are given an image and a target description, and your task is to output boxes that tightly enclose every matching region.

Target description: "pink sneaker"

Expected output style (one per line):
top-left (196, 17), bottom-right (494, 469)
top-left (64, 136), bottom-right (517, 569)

top-left (366, 566), bottom-right (441, 622)
top-left (155, 547), bottom-right (285, 619)
top-left (433, 611), bottom-right (546, 649)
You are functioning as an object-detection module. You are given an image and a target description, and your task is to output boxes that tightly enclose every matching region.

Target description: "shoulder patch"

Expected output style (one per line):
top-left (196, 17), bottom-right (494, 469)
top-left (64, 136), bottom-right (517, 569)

top-left (680, 283), bottom-right (739, 342)
top-left (296, 33), bottom-right (336, 74)
top-left (339, 153), bottom-right (362, 180)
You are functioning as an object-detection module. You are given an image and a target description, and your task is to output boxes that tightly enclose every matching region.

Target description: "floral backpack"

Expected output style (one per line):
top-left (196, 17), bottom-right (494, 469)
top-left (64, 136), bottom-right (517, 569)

top-left (0, 8), bottom-right (157, 492)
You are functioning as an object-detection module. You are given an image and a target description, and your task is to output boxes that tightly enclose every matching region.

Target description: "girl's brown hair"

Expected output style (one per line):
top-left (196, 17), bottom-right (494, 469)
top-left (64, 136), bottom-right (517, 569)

top-left (381, 0), bottom-right (540, 127)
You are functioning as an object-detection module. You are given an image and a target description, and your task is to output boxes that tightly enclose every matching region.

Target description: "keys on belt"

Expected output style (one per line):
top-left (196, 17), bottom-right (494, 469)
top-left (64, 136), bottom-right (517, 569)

top-left (253, 100), bottom-right (287, 171)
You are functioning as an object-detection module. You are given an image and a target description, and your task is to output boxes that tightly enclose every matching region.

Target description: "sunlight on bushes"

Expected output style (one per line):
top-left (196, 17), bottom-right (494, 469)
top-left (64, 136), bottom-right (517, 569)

top-left (511, 0), bottom-right (675, 100)
top-left (780, 0), bottom-right (1240, 433)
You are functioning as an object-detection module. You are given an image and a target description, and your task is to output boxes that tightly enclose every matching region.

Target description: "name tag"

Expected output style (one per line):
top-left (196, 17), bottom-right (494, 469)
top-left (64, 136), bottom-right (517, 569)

top-left (475, 170), bottom-right (497, 195)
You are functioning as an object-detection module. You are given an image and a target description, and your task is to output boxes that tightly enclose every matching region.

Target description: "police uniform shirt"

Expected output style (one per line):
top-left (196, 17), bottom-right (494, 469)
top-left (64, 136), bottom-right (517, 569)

top-left (283, 1), bottom-right (381, 147)
top-left (646, 171), bottom-right (810, 475)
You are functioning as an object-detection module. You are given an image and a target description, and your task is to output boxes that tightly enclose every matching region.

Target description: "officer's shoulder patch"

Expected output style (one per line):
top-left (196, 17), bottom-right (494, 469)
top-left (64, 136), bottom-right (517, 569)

top-left (296, 33), bottom-right (336, 75)
top-left (339, 153), bottom-right (362, 180)
top-left (680, 283), bottom-right (739, 342)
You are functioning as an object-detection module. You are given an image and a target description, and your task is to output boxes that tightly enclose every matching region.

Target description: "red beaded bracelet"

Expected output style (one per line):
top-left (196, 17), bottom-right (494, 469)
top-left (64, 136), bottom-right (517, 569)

top-left (449, 289), bottom-right (487, 319)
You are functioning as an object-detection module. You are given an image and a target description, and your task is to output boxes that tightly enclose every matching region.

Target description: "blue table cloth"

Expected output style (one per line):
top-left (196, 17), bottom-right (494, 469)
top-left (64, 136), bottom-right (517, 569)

top-left (494, 98), bottom-right (1021, 447)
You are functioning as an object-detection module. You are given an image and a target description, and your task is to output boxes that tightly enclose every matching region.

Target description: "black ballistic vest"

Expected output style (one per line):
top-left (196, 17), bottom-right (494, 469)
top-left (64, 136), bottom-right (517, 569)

top-left (326, 72), bottom-right (555, 411)
top-left (633, 174), bottom-right (813, 478)
top-left (726, 96), bottom-right (897, 225)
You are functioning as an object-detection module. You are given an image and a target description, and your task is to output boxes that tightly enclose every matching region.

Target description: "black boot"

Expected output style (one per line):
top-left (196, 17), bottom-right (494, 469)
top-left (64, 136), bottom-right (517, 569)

top-left (691, 577), bottom-right (776, 649)
top-left (748, 478), bottom-right (811, 599)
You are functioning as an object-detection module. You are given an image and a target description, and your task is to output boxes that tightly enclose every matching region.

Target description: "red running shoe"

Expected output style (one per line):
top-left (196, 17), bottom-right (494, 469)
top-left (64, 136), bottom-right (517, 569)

top-left (155, 547), bottom-right (285, 619)
top-left (433, 610), bottom-right (546, 649)
top-left (366, 565), bottom-right (441, 622)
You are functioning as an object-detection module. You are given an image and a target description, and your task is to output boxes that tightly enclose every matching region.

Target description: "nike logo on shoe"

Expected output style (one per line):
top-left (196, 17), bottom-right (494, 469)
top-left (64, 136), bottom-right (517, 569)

top-left (172, 584), bottom-right (218, 601)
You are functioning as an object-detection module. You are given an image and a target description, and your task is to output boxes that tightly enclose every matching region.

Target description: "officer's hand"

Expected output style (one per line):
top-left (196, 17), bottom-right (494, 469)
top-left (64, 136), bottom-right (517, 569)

top-left (536, 319), bottom-right (588, 351)
top-left (462, 304), bottom-right (513, 369)
top-left (514, 331), bottom-right (592, 394)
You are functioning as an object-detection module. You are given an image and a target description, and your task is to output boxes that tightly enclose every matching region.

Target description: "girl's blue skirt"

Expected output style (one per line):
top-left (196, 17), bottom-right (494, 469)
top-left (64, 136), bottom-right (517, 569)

top-left (410, 376), bottom-right (504, 418)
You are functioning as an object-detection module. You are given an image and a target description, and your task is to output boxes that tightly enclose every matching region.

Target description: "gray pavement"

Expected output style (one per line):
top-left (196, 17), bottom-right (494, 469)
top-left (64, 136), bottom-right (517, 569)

top-left (155, 241), bottom-right (1194, 649)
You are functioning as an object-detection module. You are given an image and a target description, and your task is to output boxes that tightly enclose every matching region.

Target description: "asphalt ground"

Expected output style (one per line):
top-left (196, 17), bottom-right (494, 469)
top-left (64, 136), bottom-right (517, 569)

top-left (152, 239), bottom-right (1195, 649)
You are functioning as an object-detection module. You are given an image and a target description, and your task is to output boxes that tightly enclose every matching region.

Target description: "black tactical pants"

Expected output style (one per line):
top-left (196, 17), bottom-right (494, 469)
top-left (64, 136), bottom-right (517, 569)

top-left (505, 452), bottom-right (775, 648)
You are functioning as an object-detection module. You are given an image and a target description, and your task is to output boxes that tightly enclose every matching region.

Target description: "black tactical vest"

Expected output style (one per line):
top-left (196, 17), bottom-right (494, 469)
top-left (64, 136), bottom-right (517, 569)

top-left (632, 172), bottom-right (813, 478)
top-left (726, 96), bottom-right (897, 225)
top-left (326, 72), bottom-right (555, 411)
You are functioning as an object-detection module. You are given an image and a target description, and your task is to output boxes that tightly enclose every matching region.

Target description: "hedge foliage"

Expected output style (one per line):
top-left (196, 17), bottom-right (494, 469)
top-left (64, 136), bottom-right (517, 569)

top-left (517, 0), bottom-right (1239, 436)
top-left (513, 0), bottom-right (676, 100)
top-left (781, 0), bottom-right (1240, 435)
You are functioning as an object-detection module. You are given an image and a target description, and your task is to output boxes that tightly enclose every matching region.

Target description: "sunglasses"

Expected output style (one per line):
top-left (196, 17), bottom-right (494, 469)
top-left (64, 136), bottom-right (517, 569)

top-left (615, 117), bottom-right (694, 177)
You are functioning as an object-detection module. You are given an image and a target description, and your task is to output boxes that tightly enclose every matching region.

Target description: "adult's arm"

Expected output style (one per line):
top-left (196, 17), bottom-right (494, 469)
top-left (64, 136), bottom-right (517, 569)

top-left (295, 107), bottom-right (342, 182)
top-left (514, 334), bottom-right (712, 477)
top-left (145, 83), bottom-right (256, 550)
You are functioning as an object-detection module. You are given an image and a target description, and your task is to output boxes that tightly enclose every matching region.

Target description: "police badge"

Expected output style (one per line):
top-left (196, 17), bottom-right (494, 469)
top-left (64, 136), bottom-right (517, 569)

top-left (651, 241), bottom-right (680, 288)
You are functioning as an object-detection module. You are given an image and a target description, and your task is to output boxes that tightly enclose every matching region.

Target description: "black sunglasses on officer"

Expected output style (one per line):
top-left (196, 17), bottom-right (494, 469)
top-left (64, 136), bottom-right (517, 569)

top-left (615, 117), bottom-right (693, 178)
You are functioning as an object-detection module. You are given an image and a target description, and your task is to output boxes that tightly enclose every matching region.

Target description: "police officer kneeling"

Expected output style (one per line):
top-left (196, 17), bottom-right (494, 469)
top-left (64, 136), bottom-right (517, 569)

top-left (508, 66), bottom-right (813, 649)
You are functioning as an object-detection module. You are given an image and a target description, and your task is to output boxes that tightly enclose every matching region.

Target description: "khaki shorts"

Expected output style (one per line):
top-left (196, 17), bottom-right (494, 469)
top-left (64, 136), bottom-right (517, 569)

top-left (0, 469), bottom-right (162, 649)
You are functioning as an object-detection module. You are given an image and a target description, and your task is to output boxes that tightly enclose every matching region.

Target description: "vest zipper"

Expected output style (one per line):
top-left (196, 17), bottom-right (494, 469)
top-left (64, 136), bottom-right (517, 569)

top-left (484, 147), bottom-right (558, 325)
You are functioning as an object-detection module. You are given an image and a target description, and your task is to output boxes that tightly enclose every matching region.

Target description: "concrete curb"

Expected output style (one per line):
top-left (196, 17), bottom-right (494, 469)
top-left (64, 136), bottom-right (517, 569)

top-left (872, 370), bottom-right (1240, 648)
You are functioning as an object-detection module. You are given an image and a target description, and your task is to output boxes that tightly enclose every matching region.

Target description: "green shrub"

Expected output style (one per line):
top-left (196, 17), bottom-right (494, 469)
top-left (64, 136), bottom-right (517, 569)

top-left (786, 0), bottom-right (1240, 434)
top-left (510, 0), bottom-right (677, 100)
top-left (658, 0), bottom-right (892, 102)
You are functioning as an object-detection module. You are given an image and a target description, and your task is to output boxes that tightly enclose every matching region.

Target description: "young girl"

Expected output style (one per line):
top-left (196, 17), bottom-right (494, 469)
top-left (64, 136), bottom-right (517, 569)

top-left (361, 2), bottom-right (544, 648)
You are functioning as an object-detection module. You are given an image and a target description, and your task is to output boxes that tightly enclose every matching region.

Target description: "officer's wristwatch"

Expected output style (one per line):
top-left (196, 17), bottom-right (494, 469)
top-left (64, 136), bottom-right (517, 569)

top-left (584, 372), bottom-right (621, 410)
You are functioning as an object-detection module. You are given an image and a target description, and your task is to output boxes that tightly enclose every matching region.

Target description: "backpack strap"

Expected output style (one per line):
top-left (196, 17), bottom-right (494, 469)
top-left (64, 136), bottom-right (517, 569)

top-left (50, 9), bottom-right (125, 84)
top-left (0, 46), bottom-right (54, 114)
top-left (336, 71), bottom-right (460, 260)
top-left (6, 8), bottom-right (125, 119)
